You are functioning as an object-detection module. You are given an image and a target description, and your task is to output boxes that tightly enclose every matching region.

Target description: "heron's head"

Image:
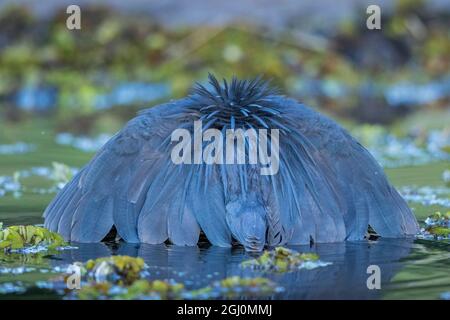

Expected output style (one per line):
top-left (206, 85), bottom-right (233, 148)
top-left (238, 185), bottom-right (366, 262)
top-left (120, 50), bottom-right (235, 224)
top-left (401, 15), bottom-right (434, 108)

top-left (225, 196), bottom-right (266, 252)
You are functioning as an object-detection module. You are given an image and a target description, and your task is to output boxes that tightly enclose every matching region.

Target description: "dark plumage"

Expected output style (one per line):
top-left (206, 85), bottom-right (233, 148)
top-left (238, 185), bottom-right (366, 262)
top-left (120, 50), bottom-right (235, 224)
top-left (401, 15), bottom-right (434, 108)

top-left (44, 74), bottom-right (418, 251)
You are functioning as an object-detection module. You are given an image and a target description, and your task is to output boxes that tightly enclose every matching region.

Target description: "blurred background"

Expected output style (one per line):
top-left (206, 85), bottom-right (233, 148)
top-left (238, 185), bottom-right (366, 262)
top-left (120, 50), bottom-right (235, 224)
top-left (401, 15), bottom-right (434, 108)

top-left (0, 0), bottom-right (449, 222)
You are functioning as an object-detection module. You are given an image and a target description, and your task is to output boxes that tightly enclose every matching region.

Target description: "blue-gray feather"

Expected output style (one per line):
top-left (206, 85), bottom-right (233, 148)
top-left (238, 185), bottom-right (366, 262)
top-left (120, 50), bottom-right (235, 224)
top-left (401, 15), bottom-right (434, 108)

top-left (43, 75), bottom-right (418, 250)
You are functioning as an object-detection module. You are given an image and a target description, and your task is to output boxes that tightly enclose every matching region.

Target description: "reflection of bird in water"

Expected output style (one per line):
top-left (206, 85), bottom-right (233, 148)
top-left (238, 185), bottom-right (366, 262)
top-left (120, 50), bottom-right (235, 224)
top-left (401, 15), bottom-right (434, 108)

top-left (276, 238), bottom-right (415, 299)
top-left (44, 74), bottom-right (418, 252)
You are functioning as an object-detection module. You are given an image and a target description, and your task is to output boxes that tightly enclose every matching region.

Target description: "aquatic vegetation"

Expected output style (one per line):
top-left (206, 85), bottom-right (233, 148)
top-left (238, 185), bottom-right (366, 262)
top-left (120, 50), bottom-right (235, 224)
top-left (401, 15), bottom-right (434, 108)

top-left (0, 224), bottom-right (67, 252)
top-left (210, 276), bottom-right (282, 298)
top-left (74, 276), bottom-right (280, 300)
top-left (83, 256), bottom-right (148, 285)
top-left (123, 279), bottom-right (184, 300)
top-left (18, 256), bottom-right (150, 299)
top-left (58, 253), bottom-right (284, 300)
top-left (417, 211), bottom-right (450, 240)
top-left (400, 186), bottom-right (450, 208)
top-left (0, 142), bottom-right (36, 155)
top-left (187, 276), bottom-right (283, 299)
top-left (76, 279), bottom-right (184, 300)
top-left (75, 282), bottom-right (118, 300)
top-left (241, 247), bottom-right (330, 273)
top-left (0, 4), bottom-right (448, 126)
top-left (74, 282), bottom-right (116, 300)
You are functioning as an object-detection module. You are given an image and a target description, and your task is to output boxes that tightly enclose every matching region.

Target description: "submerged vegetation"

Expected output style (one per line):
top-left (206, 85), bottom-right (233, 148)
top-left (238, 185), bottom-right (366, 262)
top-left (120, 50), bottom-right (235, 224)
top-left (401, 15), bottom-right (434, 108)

top-left (75, 279), bottom-right (185, 300)
top-left (74, 276), bottom-right (281, 300)
top-left (417, 211), bottom-right (450, 240)
top-left (241, 247), bottom-right (331, 273)
top-left (63, 255), bottom-right (182, 300)
top-left (83, 255), bottom-right (147, 285)
top-left (63, 255), bottom-right (281, 300)
top-left (186, 277), bottom-right (283, 300)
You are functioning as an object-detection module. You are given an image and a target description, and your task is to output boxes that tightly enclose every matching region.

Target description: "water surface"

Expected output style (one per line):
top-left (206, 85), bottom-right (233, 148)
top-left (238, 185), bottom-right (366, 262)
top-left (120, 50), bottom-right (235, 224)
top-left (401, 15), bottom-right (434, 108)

top-left (1, 236), bottom-right (449, 299)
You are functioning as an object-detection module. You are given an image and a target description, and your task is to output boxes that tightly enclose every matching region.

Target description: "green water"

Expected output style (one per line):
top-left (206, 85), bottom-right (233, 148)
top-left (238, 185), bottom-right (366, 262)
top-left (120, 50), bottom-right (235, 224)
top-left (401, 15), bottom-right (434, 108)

top-left (0, 119), bottom-right (449, 300)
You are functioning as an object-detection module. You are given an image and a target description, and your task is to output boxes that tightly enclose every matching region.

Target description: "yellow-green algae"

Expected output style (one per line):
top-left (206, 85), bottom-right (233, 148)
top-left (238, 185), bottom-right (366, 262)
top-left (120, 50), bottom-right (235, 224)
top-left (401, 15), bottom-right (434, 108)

top-left (188, 276), bottom-right (281, 299)
top-left (0, 223), bottom-right (66, 251)
top-left (83, 255), bottom-right (147, 285)
top-left (241, 246), bottom-right (320, 273)
top-left (68, 255), bottom-right (281, 300)
top-left (75, 276), bottom-right (279, 300)
top-left (422, 211), bottom-right (450, 238)
top-left (77, 279), bottom-right (185, 300)
top-left (429, 227), bottom-right (450, 236)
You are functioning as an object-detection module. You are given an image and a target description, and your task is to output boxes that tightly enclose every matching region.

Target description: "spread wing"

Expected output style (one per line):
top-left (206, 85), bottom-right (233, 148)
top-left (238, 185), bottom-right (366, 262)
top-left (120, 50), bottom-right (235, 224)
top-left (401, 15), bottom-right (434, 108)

top-left (272, 98), bottom-right (418, 244)
top-left (44, 99), bottom-right (229, 244)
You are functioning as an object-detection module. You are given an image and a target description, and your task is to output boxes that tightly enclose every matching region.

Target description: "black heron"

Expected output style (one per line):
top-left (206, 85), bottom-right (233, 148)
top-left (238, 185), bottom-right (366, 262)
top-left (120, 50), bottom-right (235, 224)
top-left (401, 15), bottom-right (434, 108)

top-left (44, 74), bottom-right (418, 251)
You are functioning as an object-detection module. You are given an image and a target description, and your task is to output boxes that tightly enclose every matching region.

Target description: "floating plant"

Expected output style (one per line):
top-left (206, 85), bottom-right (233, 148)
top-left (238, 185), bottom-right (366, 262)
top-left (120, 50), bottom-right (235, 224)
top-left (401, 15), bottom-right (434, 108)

top-left (122, 279), bottom-right (184, 300)
top-left (26, 256), bottom-right (151, 299)
top-left (0, 224), bottom-right (69, 252)
top-left (241, 247), bottom-right (331, 273)
top-left (416, 211), bottom-right (450, 240)
top-left (73, 276), bottom-right (281, 300)
top-left (82, 255), bottom-right (148, 285)
top-left (186, 276), bottom-right (283, 299)
top-left (57, 253), bottom-right (285, 300)
top-left (75, 279), bottom-right (184, 300)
